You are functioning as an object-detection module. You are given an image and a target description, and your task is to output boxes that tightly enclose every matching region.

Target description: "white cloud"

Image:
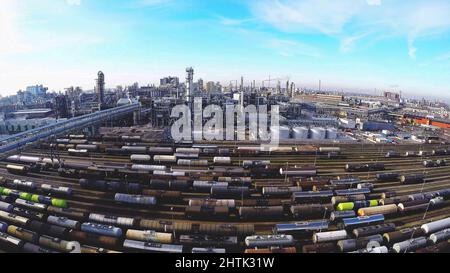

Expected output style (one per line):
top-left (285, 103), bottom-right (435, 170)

top-left (267, 38), bottom-right (322, 58)
top-left (250, 0), bottom-right (450, 59)
top-left (251, 0), bottom-right (363, 35)
top-left (408, 45), bottom-right (417, 60)
top-left (0, 1), bottom-right (30, 55)
top-left (139, 0), bottom-right (173, 6)
top-left (217, 16), bottom-right (254, 26)
top-left (435, 52), bottom-right (450, 61)
top-left (402, 2), bottom-right (450, 59)
top-left (366, 0), bottom-right (381, 6)
top-left (340, 32), bottom-right (371, 53)
top-left (67, 0), bottom-right (82, 6)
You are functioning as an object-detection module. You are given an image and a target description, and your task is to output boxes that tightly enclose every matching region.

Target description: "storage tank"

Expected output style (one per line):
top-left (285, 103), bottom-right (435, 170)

top-left (271, 126), bottom-right (291, 140)
top-left (293, 127), bottom-right (309, 140)
top-left (326, 128), bottom-right (337, 139)
top-left (310, 127), bottom-right (326, 140)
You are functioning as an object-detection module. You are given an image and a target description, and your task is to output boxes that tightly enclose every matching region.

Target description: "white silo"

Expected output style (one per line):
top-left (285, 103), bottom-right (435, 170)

top-left (326, 128), bottom-right (338, 139)
top-left (310, 127), bottom-right (326, 140)
top-left (270, 125), bottom-right (291, 140)
top-left (293, 126), bottom-right (309, 140)
top-left (279, 126), bottom-right (291, 140)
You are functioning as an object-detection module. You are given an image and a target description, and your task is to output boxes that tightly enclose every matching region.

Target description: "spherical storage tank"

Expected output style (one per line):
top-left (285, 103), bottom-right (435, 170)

top-left (270, 126), bottom-right (291, 140)
top-left (310, 127), bottom-right (326, 140)
top-left (326, 128), bottom-right (338, 139)
top-left (293, 127), bottom-right (309, 140)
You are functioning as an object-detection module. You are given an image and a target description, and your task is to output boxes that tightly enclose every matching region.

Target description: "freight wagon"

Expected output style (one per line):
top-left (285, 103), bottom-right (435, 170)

top-left (245, 235), bottom-right (295, 248)
top-left (179, 235), bottom-right (238, 246)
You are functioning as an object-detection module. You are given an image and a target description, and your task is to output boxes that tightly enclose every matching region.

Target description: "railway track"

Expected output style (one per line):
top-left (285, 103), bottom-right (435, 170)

top-left (0, 137), bottom-right (449, 253)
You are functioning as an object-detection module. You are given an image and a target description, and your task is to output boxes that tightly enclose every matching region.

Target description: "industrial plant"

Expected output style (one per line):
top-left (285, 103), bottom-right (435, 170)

top-left (0, 67), bottom-right (449, 255)
top-left (1, 0), bottom-right (449, 263)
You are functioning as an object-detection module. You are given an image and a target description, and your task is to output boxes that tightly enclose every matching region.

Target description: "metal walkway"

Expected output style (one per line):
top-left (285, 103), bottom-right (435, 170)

top-left (0, 103), bottom-right (140, 155)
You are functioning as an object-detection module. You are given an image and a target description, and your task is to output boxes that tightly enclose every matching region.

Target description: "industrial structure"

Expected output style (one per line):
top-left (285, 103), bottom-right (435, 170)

top-left (0, 67), bottom-right (449, 254)
top-left (185, 67), bottom-right (194, 104)
top-left (95, 71), bottom-right (105, 109)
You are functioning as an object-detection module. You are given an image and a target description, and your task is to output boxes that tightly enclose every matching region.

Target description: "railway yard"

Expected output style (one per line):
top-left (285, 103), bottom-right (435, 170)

top-left (0, 133), bottom-right (449, 253)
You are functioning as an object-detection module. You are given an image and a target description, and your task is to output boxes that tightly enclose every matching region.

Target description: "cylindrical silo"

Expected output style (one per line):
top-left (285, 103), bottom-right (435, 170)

top-left (271, 126), bottom-right (291, 140)
top-left (310, 127), bottom-right (326, 140)
top-left (326, 128), bottom-right (338, 139)
top-left (293, 127), bottom-right (309, 140)
top-left (281, 126), bottom-right (291, 139)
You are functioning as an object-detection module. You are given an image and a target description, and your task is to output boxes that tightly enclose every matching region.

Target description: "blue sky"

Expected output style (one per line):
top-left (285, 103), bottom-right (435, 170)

top-left (1, 0), bottom-right (450, 100)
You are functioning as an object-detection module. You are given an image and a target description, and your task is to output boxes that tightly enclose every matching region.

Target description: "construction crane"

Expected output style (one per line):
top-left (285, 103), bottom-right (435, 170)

top-left (262, 76), bottom-right (290, 89)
